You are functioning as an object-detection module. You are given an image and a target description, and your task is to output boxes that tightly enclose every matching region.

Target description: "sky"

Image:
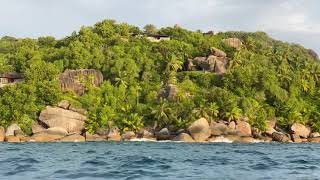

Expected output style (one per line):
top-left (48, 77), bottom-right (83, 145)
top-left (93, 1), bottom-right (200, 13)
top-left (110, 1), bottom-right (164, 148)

top-left (0, 0), bottom-right (319, 54)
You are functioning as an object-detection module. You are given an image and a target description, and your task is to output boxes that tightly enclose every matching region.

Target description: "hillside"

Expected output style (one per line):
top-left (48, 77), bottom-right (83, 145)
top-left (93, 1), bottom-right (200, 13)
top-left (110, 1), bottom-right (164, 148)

top-left (0, 19), bottom-right (319, 135)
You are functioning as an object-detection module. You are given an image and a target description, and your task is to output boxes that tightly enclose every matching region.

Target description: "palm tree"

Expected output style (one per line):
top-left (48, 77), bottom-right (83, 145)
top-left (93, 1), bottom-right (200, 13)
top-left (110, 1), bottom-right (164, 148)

top-left (151, 100), bottom-right (172, 127)
top-left (135, 85), bottom-right (142, 107)
top-left (207, 102), bottom-right (219, 119)
top-left (225, 107), bottom-right (242, 122)
top-left (164, 55), bottom-right (183, 85)
top-left (115, 71), bottom-right (128, 88)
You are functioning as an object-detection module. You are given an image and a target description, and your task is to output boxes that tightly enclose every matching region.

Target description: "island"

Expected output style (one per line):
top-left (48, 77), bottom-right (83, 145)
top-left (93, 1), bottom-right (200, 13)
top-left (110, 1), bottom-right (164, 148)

top-left (0, 20), bottom-right (319, 143)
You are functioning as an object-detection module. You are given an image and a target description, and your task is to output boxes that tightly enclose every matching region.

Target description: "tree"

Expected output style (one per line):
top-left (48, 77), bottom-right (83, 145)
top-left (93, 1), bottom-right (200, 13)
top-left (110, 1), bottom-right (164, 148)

top-left (143, 24), bottom-right (158, 34)
top-left (151, 100), bottom-right (172, 128)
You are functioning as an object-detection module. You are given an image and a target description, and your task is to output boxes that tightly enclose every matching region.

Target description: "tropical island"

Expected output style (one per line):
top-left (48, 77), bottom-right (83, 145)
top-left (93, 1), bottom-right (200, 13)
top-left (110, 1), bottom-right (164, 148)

top-left (0, 19), bottom-right (319, 143)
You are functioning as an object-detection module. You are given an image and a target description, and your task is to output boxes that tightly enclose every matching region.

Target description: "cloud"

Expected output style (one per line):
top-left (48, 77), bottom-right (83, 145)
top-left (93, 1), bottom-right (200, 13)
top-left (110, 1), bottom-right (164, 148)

top-left (0, 0), bottom-right (318, 54)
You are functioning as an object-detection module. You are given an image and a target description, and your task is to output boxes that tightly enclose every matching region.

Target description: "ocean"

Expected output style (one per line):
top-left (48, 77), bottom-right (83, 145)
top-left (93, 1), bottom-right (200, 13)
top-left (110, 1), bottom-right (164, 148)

top-left (0, 142), bottom-right (319, 179)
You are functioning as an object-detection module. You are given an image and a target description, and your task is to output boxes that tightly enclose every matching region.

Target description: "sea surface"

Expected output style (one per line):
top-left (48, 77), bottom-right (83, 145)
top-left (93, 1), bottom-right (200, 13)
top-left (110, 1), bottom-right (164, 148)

top-left (0, 142), bottom-right (319, 180)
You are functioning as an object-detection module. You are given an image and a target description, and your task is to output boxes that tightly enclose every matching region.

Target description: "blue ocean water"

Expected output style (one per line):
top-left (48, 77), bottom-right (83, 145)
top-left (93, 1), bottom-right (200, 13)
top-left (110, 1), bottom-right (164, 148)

top-left (0, 142), bottom-right (319, 180)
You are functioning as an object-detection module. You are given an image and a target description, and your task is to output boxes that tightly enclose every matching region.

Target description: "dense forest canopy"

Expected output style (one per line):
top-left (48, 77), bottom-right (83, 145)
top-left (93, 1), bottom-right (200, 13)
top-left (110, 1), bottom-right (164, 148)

top-left (0, 19), bottom-right (319, 134)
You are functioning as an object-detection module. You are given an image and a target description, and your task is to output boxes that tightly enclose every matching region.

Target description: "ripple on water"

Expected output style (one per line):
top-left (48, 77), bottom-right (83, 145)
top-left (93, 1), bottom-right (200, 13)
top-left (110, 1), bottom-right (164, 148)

top-left (0, 142), bottom-right (320, 179)
top-left (5, 165), bottom-right (38, 176)
top-left (54, 169), bottom-right (69, 174)
top-left (233, 149), bottom-right (267, 155)
top-left (86, 150), bottom-right (96, 154)
top-left (82, 159), bottom-right (108, 166)
top-left (289, 159), bottom-right (309, 164)
top-left (1, 157), bottom-right (40, 164)
top-left (5, 147), bottom-right (21, 151)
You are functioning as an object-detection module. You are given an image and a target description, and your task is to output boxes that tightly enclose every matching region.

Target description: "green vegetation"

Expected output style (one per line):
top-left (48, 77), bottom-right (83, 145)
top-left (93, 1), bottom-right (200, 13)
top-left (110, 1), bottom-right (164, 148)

top-left (0, 19), bottom-right (319, 134)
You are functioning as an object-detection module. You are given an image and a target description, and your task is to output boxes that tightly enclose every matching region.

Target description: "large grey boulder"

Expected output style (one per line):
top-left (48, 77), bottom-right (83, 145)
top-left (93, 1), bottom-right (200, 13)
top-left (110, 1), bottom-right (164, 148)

top-left (210, 121), bottom-right (229, 136)
top-left (30, 127), bottom-right (68, 142)
top-left (310, 132), bottom-right (320, 138)
top-left (39, 106), bottom-right (86, 133)
top-left (106, 127), bottom-right (121, 141)
top-left (210, 47), bottom-right (227, 57)
top-left (290, 134), bottom-right (302, 143)
top-left (156, 128), bottom-right (171, 140)
top-left (173, 133), bottom-right (194, 142)
top-left (5, 124), bottom-right (21, 137)
top-left (189, 55), bottom-right (228, 74)
top-left (59, 69), bottom-right (104, 95)
top-left (137, 129), bottom-right (155, 139)
top-left (263, 120), bottom-right (277, 136)
top-left (290, 123), bottom-right (311, 138)
top-left (32, 123), bottom-right (46, 134)
top-left (57, 100), bottom-right (71, 109)
top-left (272, 132), bottom-right (290, 142)
top-left (194, 56), bottom-right (215, 72)
top-left (121, 131), bottom-right (136, 141)
top-left (236, 121), bottom-right (252, 136)
top-left (214, 58), bottom-right (227, 75)
top-left (222, 38), bottom-right (243, 50)
top-left (188, 118), bottom-right (211, 142)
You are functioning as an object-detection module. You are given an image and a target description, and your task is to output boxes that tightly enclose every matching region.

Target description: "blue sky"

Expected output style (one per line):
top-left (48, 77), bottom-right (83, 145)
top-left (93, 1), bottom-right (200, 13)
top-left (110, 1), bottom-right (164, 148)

top-left (0, 0), bottom-right (319, 54)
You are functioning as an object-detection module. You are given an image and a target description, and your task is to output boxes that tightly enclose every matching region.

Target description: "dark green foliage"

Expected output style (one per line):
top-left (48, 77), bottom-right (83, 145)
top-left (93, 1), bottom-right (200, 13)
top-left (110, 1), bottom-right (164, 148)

top-left (0, 19), bottom-right (320, 133)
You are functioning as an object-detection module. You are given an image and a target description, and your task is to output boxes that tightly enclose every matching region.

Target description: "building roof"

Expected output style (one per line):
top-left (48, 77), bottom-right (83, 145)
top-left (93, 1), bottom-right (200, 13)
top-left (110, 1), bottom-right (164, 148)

top-left (131, 33), bottom-right (170, 38)
top-left (0, 72), bottom-right (23, 79)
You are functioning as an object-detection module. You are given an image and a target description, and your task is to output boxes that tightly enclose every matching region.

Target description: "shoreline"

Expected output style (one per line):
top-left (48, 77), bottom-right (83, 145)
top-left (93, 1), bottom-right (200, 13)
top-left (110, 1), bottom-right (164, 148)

top-left (1, 101), bottom-right (320, 144)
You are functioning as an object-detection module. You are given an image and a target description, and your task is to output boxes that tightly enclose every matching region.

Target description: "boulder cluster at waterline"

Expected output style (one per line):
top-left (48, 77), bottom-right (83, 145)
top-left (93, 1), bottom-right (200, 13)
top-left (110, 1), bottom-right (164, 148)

top-left (1, 100), bottom-right (320, 143)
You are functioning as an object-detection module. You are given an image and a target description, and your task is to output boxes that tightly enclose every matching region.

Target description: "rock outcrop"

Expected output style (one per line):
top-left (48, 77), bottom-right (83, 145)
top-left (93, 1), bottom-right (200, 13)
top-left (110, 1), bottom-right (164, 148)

top-left (57, 100), bottom-right (71, 109)
top-left (5, 124), bottom-right (21, 137)
top-left (310, 132), bottom-right (320, 138)
top-left (222, 38), bottom-right (243, 50)
top-left (156, 128), bottom-right (171, 140)
top-left (173, 133), bottom-right (195, 142)
top-left (106, 127), bottom-right (121, 141)
top-left (39, 106), bottom-right (86, 133)
top-left (210, 122), bottom-right (229, 136)
top-left (187, 47), bottom-right (228, 74)
top-left (210, 47), bottom-right (227, 57)
top-left (0, 127), bottom-right (5, 142)
top-left (158, 84), bottom-right (178, 101)
top-left (60, 134), bottom-right (85, 142)
top-left (122, 131), bottom-right (136, 141)
top-left (233, 136), bottom-right (255, 143)
top-left (263, 120), bottom-right (277, 136)
top-left (59, 69), bottom-right (103, 95)
top-left (290, 134), bottom-right (302, 143)
top-left (137, 129), bottom-right (155, 139)
top-left (5, 136), bottom-right (20, 143)
top-left (308, 137), bottom-right (320, 143)
top-left (228, 121), bottom-right (236, 130)
top-left (85, 133), bottom-right (106, 142)
top-left (30, 127), bottom-right (68, 142)
top-left (290, 123), bottom-right (310, 138)
top-left (32, 123), bottom-right (46, 134)
top-left (188, 118), bottom-right (211, 142)
top-left (236, 121), bottom-right (252, 136)
top-left (272, 132), bottom-right (290, 142)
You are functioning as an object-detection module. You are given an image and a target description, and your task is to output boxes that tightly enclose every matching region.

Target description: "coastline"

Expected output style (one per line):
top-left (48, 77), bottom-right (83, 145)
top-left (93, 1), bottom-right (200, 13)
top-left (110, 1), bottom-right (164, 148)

top-left (1, 100), bottom-right (319, 144)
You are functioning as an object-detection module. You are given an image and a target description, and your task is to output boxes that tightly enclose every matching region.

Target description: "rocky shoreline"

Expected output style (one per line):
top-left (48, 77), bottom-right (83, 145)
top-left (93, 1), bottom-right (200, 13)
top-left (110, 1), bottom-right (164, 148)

top-left (1, 100), bottom-right (320, 143)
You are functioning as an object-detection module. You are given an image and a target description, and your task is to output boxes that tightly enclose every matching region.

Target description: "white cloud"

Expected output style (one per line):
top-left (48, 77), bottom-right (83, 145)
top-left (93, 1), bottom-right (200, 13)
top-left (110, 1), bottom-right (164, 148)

top-left (0, 0), bottom-right (318, 54)
top-left (258, 0), bottom-right (320, 34)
